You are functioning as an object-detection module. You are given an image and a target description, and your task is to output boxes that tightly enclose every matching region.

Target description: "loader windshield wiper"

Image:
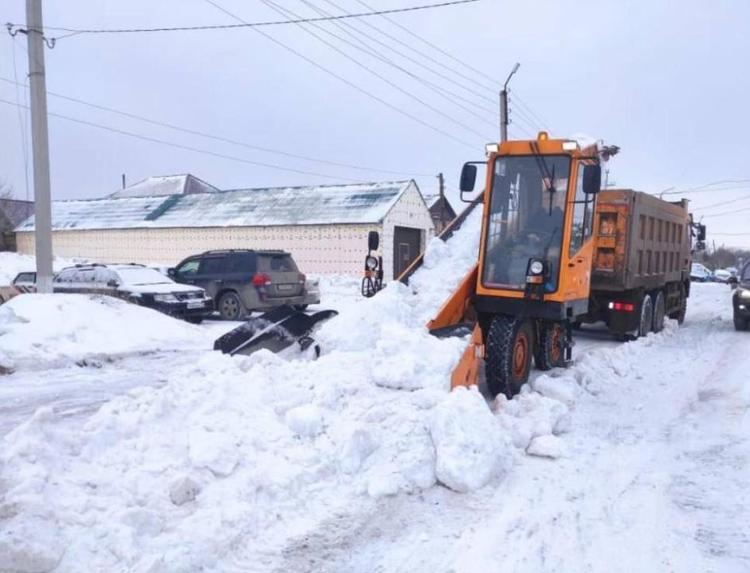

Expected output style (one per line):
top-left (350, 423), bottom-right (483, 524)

top-left (529, 142), bottom-right (557, 215)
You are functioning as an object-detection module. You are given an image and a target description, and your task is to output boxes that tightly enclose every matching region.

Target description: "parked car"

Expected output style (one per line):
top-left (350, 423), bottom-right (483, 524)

top-left (733, 262), bottom-right (750, 331)
top-left (0, 271), bottom-right (38, 304)
top-left (54, 263), bottom-right (213, 323)
top-left (690, 263), bottom-right (712, 282)
top-left (169, 249), bottom-right (320, 320)
top-left (713, 268), bottom-right (732, 283)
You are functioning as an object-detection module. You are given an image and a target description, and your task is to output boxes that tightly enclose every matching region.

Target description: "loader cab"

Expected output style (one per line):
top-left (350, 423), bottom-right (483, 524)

top-left (469, 135), bottom-right (602, 319)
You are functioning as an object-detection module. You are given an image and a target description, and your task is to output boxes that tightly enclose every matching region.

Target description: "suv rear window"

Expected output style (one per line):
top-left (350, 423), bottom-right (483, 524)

top-left (259, 254), bottom-right (297, 273)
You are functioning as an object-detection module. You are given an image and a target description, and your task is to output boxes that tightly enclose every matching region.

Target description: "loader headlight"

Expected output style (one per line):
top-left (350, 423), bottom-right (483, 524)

top-left (529, 260), bottom-right (544, 275)
top-left (365, 256), bottom-right (378, 270)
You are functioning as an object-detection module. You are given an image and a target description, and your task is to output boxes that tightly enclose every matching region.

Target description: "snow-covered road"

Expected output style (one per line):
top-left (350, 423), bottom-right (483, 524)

top-left (281, 283), bottom-right (749, 573)
top-left (1, 230), bottom-right (747, 572)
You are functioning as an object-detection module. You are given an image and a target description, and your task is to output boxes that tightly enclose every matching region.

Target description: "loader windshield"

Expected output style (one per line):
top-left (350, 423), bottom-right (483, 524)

top-left (482, 154), bottom-right (570, 291)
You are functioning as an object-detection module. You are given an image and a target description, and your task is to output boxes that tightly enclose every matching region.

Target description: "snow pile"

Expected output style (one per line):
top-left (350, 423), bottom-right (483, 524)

top-left (0, 294), bottom-right (206, 372)
top-left (0, 252), bottom-right (82, 285)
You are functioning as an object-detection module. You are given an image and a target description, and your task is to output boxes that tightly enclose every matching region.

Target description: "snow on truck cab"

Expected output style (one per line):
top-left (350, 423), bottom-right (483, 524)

top-left (428, 133), bottom-right (700, 399)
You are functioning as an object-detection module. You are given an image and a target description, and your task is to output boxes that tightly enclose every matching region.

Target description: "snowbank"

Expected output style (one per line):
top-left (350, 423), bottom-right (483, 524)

top-left (0, 294), bottom-right (207, 372)
top-left (0, 252), bottom-right (82, 285)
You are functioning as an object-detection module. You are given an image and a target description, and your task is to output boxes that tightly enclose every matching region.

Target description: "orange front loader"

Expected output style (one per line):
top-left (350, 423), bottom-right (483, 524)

top-left (428, 133), bottom-right (619, 398)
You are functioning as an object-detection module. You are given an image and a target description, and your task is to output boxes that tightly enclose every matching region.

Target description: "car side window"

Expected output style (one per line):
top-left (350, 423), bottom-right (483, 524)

top-left (14, 272), bottom-right (34, 283)
top-left (227, 253), bottom-right (256, 273)
top-left (176, 259), bottom-right (200, 276)
top-left (198, 257), bottom-right (226, 275)
top-left (55, 269), bottom-right (76, 283)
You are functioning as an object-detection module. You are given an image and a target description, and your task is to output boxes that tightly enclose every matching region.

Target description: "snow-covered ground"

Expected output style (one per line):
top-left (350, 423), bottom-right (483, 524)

top-left (0, 222), bottom-right (747, 572)
top-left (0, 252), bottom-right (83, 285)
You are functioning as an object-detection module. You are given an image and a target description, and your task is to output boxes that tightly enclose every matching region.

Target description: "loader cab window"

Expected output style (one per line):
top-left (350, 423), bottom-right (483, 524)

top-left (483, 154), bottom-right (570, 291)
top-left (569, 161), bottom-right (595, 256)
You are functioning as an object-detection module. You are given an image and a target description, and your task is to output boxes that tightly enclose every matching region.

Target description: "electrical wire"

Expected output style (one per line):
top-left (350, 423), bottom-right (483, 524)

top-left (256, 0), bottom-right (489, 142)
top-left (202, 0), bottom-right (476, 149)
top-left (692, 193), bottom-right (750, 211)
top-left (297, 0), bottom-right (498, 125)
top-left (0, 76), bottom-right (433, 178)
top-left (353, 0), bottom-right (498, 94)
top-left (9, 1), bottom-right (482, 38)
top-left (9, 37), bottom-right (31, 200)
top-left (701, 205), bottom-right (750, 218)
top-left (0, 96), bottom-right (378, 182)
top-left (323, 0), bottom-right (498, 108)
top-left (661, 179), bottom-right (750, 195)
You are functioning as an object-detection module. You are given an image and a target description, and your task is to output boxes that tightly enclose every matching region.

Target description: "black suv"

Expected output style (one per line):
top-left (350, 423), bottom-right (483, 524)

top-left (169, 250), bottom-right (320, 320)
top-left (732, 262), bottom-right (750, 331)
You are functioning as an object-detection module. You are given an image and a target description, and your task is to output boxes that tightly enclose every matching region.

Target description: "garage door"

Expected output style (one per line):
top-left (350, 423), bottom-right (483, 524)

top-left (393, 226), bottom-right (422, 279)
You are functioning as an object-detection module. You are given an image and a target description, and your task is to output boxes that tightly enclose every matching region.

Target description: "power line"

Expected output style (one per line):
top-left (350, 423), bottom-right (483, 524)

top-left (354, 0), bottom-right (498, 94)
top-left (701, 205), bottom-right (750, 218)
top-left (323, 0), bottom-right (498, 109)
top-left (0, 96), bottom-right (378, 181)
top-left (9, 36), bottom-right (31, 200)
top-left (8, 1), bottom-right (482, 38)
top-left (0, 76), bottom-right (432, 178)
top-left (692, 193), bottom-right (750, 211)
top-left (256, 0), bottom-right (489, 142)
top-left (661, 179), bottom-right (750, 195)
top-left (201, 0), bottom-right (476, 149)
top-left (511, 91), bottom-right (550, 131)
top-left (298, 0), bottom-right (498, 124)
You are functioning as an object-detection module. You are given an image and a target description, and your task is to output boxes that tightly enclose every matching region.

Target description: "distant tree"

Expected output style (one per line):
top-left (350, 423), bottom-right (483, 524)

top-left (703, 246), bottom-right (749, 270)
top-left (0, 178), bottom-right (14, 199)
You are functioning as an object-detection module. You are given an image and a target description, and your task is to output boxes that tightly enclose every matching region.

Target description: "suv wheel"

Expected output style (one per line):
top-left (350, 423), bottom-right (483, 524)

top-left (218, 291), bottom-right (245, 321)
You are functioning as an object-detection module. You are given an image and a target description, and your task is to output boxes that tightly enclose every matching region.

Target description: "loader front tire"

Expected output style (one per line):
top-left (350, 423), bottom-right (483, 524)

top-left (485, 315), bottom-right (533, 399)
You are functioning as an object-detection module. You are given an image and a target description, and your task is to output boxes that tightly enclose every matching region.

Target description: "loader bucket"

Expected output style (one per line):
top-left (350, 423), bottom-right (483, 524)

top-left (213, 305), bottom-right (338, 357)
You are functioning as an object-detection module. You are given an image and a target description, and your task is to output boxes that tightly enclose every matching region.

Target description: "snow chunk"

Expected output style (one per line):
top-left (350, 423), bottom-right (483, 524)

top-left (0, 519), bottom-right (65, 572)
top-left (495, 392), bottom-right (570, 449)
top-left (430, 387), bottom-right (513, 493)
top-left (188, 427), bottom-right (239, 477)
top-left (285, 404), bottom-right (324, 437)
top-left (337, 428), bottom-right (377, 474)
top-left (169, 474), bottom-right (203, 506)
top-left (526, 434), bottom-right (568, 459)
top-left (531, 374), bottom-right (581, 406)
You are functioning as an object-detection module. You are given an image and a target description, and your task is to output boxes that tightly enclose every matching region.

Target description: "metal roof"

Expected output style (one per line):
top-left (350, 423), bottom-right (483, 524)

top-left (16, 181), bottom-right (416, 232)
top-left (109, 174), bottom-right (219, 198)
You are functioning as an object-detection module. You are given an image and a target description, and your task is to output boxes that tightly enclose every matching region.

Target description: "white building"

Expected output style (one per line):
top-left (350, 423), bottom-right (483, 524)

top-left (15, 176), bottom-right (435, 281)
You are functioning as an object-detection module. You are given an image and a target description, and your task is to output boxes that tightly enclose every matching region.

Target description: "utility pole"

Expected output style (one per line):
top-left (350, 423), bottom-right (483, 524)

top-left (437, 172), bottom-right (447, 228)
top-left (500, 62), bottom-right (520, 142)
top-left (25, 0), bottom-right (54, 293)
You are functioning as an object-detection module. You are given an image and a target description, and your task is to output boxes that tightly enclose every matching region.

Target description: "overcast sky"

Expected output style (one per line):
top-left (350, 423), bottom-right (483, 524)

top-left (2, 0), bottom-right (749, 248)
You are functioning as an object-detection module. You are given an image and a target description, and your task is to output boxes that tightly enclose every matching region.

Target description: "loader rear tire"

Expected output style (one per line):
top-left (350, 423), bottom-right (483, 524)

top-left (534, 321), bottom-right (567, 371)
top-left (485, 315), bottom-right (533, 399)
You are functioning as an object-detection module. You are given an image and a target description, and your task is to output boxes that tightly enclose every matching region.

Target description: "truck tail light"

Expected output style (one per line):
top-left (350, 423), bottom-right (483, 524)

top-left (252, 273), bottom-right (271, 287)
top-left (298, 272), bottom-right (306, 284)
top-left (608, 301), bottom-right (635, 312)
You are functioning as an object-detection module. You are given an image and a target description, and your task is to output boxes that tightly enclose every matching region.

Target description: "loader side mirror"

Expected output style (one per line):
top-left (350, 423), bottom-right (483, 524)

top-left (582, 164), bottom-right (602, 195)
top-left (368, 231), bottom-right (380, 252)
top-left (459, 163), bottom-right (477, 194)
top-left (697, 224), bottom-right (706, 242)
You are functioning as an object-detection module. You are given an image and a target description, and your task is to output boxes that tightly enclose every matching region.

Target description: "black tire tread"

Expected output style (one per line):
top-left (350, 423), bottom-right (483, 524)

top-left (485, 315), bottom-right (532, 399)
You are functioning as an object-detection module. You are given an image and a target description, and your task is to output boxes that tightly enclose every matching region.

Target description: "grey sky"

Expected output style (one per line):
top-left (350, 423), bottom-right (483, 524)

top-left (2, 0), bottom-right (749, 248)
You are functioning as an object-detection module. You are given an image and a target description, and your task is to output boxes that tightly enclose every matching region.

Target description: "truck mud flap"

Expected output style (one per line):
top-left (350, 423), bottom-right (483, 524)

top-left (213, 306), bottom-right (338, 356)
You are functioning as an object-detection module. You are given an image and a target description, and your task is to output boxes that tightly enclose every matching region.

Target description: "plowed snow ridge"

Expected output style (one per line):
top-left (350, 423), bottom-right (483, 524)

top-left (1, 215), bottom-right (747, 573)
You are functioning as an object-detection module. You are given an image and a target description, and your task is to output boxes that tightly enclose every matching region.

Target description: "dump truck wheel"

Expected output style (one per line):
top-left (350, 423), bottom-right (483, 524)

top-left (652, 290), bottom-right (666, 333)
top-left (637, 294), bottom-right (653, 338)
top-left (218, 291), bottom-right (245, 321)
top-left (534, 321), bottom-right (566, 371)
top-left (485, 315), bottom-right (533, 399)
top-left (668, 283), bottom-right (687, 325)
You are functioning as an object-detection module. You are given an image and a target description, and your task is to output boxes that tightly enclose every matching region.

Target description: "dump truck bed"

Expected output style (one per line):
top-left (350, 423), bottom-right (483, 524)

top-left (592, 189), bottom-right (691, 292)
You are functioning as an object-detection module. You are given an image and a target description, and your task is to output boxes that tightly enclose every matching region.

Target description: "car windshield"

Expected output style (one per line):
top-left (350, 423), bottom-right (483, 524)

top-left (116, 267), bottom-right (173, 286)
top-left (482, 154), bottom-right (570, 291)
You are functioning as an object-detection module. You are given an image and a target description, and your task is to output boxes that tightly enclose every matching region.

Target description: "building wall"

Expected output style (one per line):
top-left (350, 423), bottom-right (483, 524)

top-left (15, 182), bottom-right (435, 281)
top-left (381, 181), bottom-right (435, 280)
top-left (16, 223), bottom-right (380, 277)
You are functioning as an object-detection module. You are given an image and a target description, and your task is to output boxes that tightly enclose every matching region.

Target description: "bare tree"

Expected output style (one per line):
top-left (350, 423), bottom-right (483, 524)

top-left (0, 178), bottom-right (14, 199)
